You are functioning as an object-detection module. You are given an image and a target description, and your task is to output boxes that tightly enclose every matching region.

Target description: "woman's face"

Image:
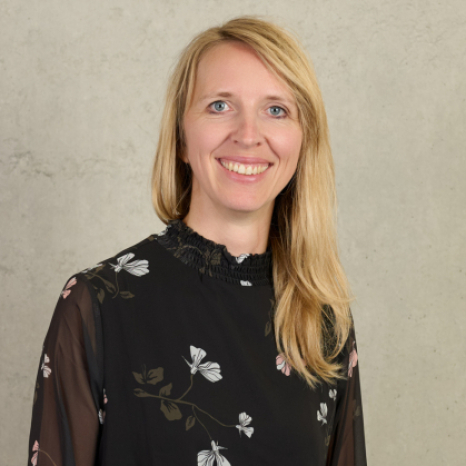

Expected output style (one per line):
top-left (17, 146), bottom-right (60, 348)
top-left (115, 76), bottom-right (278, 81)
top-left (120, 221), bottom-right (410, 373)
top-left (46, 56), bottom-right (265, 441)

top-left (182, 41), bottom-right (302, 220)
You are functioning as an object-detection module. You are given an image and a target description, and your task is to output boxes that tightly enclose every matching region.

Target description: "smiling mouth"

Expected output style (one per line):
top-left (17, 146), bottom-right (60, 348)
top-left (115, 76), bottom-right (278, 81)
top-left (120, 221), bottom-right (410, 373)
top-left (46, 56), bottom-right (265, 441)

top-left (218, 158), bottom-right (270, 176)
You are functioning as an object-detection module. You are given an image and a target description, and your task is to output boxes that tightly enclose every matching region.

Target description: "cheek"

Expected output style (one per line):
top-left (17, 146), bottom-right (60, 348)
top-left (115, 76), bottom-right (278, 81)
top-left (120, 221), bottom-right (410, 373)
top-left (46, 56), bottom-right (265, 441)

top-left (184, 120), bottom-right (224, 156)
top-left (271, 127), bottom-right (302, 169)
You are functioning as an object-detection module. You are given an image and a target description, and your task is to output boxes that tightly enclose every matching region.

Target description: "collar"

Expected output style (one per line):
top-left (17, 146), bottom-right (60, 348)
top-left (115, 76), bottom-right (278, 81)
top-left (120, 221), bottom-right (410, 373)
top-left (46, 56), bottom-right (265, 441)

top-left (154, 219), bottom-right (273, 286)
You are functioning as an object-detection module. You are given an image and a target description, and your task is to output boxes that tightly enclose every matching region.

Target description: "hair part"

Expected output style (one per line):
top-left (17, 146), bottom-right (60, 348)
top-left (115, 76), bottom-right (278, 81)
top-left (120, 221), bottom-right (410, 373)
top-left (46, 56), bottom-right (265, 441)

top-left (151, 16), bottom-right (353, 388)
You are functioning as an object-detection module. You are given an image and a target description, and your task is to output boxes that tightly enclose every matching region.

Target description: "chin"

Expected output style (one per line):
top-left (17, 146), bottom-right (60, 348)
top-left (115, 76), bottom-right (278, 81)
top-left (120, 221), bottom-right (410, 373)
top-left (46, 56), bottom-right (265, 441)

top-left (221, 198), bottom-right (269, 215)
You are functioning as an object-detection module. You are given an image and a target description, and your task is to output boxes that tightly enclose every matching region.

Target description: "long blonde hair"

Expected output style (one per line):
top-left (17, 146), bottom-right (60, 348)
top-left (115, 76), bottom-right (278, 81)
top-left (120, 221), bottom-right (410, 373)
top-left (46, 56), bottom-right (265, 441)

top-left (152, 16), bottom-right (352, 388)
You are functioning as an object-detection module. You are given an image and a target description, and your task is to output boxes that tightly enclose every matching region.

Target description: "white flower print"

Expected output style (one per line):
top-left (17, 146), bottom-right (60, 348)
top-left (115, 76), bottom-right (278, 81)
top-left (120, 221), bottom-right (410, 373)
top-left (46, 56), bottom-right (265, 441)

top-left (41, 353), bottom-right (51, 378)
top-left (198, 440), bottom-right (231, 466)
top-left (317, 402), bottom-right (328, 425)
top-left (235, 253), bottom-right (250, 264)
top-left (240, 280), bottom-right (252, 286)
top-left (81, 263), bottom-right (103, 273)
top-left (236, 412), bottom-right (254, 438)
top-left (183, 346), bottom-right (222, 382)
top-left (157, 225), bottom-right (170, 236)
top-left (329, 389), bottom-right (337, 401)
top-left (110, 253), bottom-right (149, 276)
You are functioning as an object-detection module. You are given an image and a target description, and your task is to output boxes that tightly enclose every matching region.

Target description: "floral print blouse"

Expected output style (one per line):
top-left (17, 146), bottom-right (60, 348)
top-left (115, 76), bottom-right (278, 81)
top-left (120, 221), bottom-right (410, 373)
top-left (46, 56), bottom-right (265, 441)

top-left (28, 219), bottom-right (366, 465)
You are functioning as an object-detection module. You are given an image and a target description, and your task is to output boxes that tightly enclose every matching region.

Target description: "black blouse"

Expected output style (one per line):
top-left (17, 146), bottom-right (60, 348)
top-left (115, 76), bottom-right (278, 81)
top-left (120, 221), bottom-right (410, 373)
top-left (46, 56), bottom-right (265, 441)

top-left (28, 219), bottom-right (367, 465)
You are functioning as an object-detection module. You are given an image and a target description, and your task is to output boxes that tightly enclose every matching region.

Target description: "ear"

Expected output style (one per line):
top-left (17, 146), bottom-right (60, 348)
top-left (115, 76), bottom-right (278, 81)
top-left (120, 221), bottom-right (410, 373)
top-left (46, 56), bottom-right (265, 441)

top-left (178, 138), bottom-right (189, 164)
top-left (179, 150), bottom-right (189, 164)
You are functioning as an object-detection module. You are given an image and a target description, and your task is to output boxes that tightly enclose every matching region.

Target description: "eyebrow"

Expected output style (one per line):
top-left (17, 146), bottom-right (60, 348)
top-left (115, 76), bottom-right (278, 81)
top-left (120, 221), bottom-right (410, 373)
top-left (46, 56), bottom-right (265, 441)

top-left (199, 91), bottom-right (296, 107)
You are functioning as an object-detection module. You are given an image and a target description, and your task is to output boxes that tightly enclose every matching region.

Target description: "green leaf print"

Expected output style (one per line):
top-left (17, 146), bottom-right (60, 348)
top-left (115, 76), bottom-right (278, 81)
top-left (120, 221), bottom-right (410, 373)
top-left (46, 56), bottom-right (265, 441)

top-left (160, 384), bottom-right (182, 420)
top-left (186, 416), bottom-right (196, 430)
top-left (133, 348), bottom-right (254, 449)
top-left (133, 365), bottom-right (164, 385)
top-left (147, 368), bottom-right (164, 385)
top-left (97, 289), bottom-right (105, 304)
top-left (159, 383), bottom-right (173, 396)
top-left (161, 401), bottom-right (182, 420)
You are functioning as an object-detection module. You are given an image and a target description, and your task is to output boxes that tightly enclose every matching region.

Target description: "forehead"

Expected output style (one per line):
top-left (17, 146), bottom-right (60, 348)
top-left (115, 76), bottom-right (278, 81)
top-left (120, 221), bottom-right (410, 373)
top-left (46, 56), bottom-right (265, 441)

top-left (192, 41), bottom-right (294, 102)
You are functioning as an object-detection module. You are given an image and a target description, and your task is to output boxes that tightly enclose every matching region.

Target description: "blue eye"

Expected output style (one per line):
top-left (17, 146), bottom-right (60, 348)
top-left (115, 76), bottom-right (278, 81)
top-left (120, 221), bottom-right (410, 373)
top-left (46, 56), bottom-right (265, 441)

top-left (210, 101), bottom-right (228, 112)
top-left (269, 106), bottom-right (286, 117)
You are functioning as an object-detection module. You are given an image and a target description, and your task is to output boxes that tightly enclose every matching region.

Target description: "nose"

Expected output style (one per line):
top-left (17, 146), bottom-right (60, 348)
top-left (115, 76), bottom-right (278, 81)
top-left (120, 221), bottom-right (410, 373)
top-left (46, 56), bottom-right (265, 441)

top-left (232, 111), bottom-right (263, 148)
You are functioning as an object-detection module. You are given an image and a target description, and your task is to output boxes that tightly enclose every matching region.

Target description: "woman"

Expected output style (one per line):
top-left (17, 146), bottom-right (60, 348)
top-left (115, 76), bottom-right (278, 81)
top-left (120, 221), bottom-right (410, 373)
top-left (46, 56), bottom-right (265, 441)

top-left (28, 17), bottom-right (366, 466)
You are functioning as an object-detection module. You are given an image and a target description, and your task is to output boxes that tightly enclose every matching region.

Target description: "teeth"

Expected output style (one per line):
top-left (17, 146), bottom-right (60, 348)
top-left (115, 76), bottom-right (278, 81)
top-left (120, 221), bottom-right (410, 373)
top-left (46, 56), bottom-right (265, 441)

top-left (219, 159), bottom-right (269, 175)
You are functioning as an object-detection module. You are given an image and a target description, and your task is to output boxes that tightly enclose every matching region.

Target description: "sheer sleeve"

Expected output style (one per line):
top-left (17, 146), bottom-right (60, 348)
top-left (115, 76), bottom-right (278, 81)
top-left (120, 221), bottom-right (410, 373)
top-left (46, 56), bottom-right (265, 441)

top-left (27, 274), bottom-right (104, 466)
top-left (326, 325), bottom-right (367, 466)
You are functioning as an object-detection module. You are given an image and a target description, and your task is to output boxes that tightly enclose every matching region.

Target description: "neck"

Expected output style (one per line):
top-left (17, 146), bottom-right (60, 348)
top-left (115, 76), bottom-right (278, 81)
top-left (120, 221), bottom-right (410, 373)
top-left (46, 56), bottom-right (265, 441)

top-left (182, 204), bottom-right (273, 257)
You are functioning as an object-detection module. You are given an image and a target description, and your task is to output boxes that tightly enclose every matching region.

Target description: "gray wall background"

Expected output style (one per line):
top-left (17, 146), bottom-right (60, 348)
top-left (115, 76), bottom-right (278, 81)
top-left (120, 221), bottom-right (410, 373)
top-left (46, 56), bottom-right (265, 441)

top-left (1, 0), bottom-right (465, 464)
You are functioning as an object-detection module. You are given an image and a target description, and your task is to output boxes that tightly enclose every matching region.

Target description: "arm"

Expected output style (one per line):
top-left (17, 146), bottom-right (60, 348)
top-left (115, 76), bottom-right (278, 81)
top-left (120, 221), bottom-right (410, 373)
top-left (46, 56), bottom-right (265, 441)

top-left (28, 275), bottom-right (104, 466)
top-left (326, 327), bottom-right (367, 466)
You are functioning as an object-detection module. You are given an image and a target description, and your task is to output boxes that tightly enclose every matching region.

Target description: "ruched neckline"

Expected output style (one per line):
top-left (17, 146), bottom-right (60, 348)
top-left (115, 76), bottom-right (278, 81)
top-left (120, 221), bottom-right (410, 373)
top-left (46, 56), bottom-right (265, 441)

top-left (154, 219), bottom-right (273, 286)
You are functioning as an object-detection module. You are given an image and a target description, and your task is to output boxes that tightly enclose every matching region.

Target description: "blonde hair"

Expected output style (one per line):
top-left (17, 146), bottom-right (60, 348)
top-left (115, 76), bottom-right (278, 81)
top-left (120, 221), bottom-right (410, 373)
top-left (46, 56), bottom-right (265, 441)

top-left (152, 16), bottom-right (353, 387)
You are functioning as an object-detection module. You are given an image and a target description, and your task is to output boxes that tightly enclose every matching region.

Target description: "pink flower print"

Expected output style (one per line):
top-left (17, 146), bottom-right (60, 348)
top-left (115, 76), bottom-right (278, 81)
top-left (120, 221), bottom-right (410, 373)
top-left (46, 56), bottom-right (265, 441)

top-left (61, 277), bottom-right (77, 299)
top-left (348, 342), bottom-right (358, 377)
top-left (276, 354), bottom-right (291, 376)
top-left (31, 440), bottom-right (39, 465)
top-left (31, 439), bottom-right (56, 465)
top-left (99, 389), bottom-right (108, 424)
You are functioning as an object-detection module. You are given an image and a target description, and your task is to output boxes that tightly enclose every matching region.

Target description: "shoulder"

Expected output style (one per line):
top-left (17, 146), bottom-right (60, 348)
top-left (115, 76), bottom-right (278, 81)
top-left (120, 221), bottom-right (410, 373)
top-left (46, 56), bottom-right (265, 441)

top-left (45, 274), bottom-right (95, 349)
top-left (83, 235), bottom-right (159, 272)
top-left (80, 234), bottom-right (164, 278)
top-left (71, 233), bottom-right (167, 304)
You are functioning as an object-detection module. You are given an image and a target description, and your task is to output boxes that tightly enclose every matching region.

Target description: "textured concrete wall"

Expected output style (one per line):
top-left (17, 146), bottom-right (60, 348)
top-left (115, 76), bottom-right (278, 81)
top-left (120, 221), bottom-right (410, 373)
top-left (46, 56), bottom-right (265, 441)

top-left (1, 1), bottom-right (465, 464)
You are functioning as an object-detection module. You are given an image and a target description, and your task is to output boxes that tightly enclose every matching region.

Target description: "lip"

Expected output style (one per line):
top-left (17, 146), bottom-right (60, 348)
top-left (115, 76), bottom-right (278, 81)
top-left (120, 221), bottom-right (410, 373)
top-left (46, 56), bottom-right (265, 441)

top-left (216, 156), bottom-right (272, 165)
top-left (216, 158), bottom-right (270, 182)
